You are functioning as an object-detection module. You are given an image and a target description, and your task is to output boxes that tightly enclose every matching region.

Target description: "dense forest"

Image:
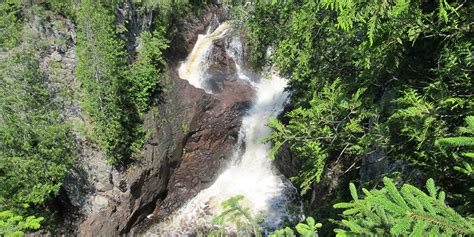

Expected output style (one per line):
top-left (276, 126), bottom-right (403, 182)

top-left (0, 0), bottom-right (473, 236)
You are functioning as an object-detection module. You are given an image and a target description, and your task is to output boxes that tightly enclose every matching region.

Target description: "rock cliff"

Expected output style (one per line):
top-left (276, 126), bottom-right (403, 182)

top-left (54, 6), bottom-right (254, 236)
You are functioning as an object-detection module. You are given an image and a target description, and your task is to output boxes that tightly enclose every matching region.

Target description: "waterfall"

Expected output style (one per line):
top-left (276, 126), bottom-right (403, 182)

top-left (177, 22), bottom-right (233, 93)
top-left (146, 22), bottom-right (299, 236)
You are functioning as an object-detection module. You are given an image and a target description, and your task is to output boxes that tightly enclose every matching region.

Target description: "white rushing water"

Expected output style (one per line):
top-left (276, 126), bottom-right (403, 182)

top-left (146, 21), bottom-right (298, 236)
top-left (177, 22), bottom-right (234, 93)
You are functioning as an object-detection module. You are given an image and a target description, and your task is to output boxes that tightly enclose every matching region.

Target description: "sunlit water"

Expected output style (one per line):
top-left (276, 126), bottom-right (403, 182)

top-left (177, 22), bottom-right (234, 93)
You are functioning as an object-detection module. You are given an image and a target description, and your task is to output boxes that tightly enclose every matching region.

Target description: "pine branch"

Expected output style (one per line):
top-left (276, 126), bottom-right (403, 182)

top-left (334, 177), bottom-right (474, 236)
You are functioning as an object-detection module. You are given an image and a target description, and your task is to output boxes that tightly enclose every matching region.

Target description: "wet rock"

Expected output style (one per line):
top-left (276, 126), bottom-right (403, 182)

top-left (208, 39), bottom-right (237, 74)
top-left (153, 78), bottom-right (252, 221)
top-left (274, 143), bottom-right (302, 179)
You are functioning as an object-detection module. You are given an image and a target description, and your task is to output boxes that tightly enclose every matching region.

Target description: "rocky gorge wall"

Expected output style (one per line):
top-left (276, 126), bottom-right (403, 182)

top-left (42, 5), bottom-right (256, 236)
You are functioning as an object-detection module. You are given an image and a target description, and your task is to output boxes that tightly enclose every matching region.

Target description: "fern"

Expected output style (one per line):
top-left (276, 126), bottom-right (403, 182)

top-left (437, 116), bottom-right (474, 147)
top-left (334, 177), bottom-right (474, 236)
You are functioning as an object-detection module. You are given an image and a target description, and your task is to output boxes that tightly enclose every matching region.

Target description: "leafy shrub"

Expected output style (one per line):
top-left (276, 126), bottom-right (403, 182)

top-left (265, 79), bottom-right (372, 194)
top-left (0, 211), bottom-right (43, 237)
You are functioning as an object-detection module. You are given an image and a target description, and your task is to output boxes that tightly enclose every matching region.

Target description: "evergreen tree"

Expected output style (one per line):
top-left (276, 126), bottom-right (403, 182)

top-left (333, 177), bottom-right (474, 236)
top-left (0, 46), bottom-right (76, 237)
top-left (126, 28), bottom-right (169, 114)
top-left (76, 0), bottom-right (128, 164)
top-left (436, 116), bottom-right (474, 212)
top-left (0, 49), bottom-right (76, 211)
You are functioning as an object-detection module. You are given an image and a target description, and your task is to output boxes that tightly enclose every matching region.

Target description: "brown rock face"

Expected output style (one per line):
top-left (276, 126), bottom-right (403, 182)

top-left (152, 75), bottom-right (253, 221)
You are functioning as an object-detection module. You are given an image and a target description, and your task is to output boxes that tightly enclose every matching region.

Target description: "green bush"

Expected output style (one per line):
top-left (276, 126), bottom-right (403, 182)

top-left (126, 28), bottom-right (169, 114)
top-left (265, 79), bottom-right (372, 194)
top-left (0, 211), bottom-right (43, 237)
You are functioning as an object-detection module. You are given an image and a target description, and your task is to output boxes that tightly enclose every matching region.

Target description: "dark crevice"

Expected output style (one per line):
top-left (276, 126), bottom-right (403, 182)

top-left (122, 189), bottom-right (169, 234)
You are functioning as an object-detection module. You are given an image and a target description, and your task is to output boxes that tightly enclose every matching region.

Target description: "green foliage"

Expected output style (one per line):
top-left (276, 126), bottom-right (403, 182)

top-left (0, 2), bottom-right (23, 50)
top-left (249, 0), bottom-right (473, 215)
top-left (436, 116), bottom-right (474, 210)
top-left (0, 32), bottom-right (75, 233)
top-left (76, 0), bottom-right (129, 164)
top-left (133, 0), bottom-right (191, 10)
top-left (437, 116), bottom-right (474, 148)
top-left (75, 0), bottom-right (178, 164)
top-left (269, 227), bottom-right (295, 237)
top-left (270, 217), bottom-right (321, 237)
top-left (211, 195), bottom-right (263, 236)
top-left (211, 197), bottom-right (321, 237)
top-left (0, 49), bottom-right (76, 210)
top-left (295, 217), bottom-right (321, 237)
top-left (121, 29), bottom-right (170, 159)
top-left (0, 211), bottom-right (43, 237)
top-left (388, 89), bottom-right (443, 165)
top-left (45, 0), bottom-right (78, 18)
top-left (126, 28), bottom-right (169, 114)
top-left (265, 79), bottom-right (373, 194)
top-left (333, 177), bottom-right (474, 236)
